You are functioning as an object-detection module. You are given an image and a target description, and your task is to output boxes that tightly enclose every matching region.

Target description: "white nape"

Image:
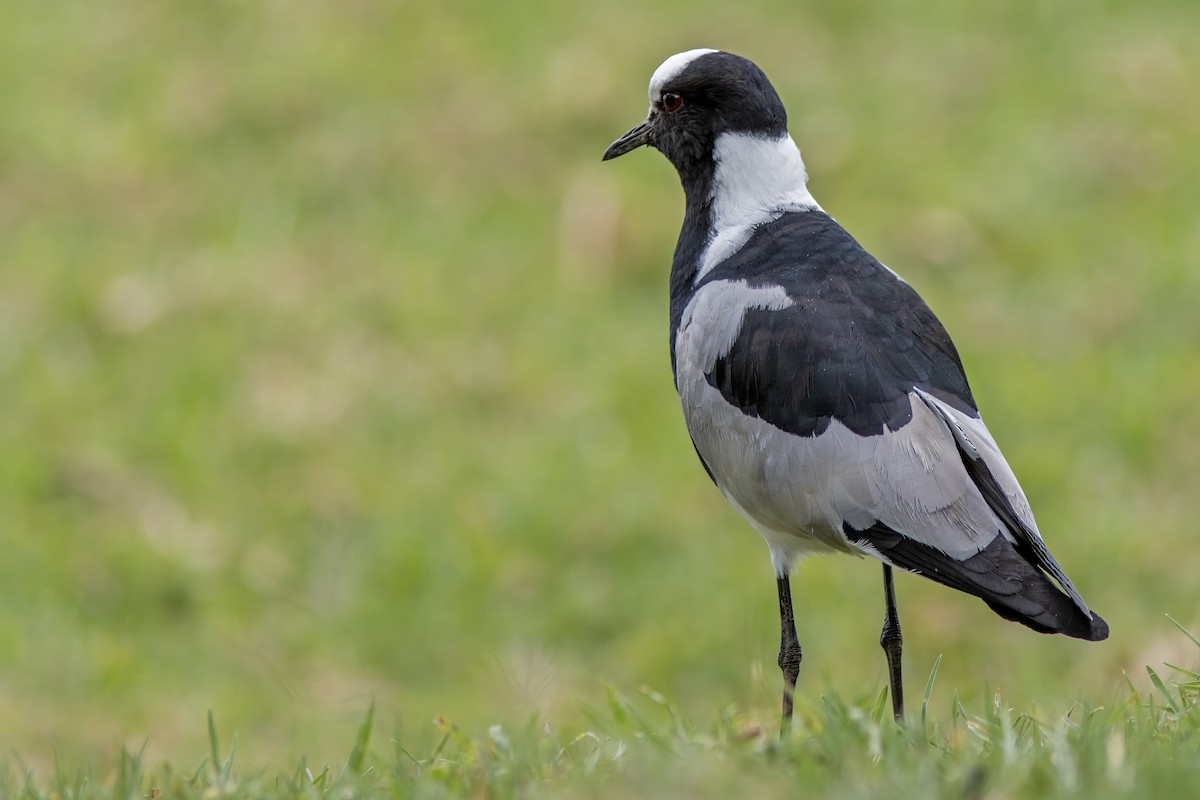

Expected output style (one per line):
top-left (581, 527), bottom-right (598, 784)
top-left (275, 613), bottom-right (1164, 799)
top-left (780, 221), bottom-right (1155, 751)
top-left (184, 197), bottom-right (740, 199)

top-left (696, 132), bottom-right (822, 284)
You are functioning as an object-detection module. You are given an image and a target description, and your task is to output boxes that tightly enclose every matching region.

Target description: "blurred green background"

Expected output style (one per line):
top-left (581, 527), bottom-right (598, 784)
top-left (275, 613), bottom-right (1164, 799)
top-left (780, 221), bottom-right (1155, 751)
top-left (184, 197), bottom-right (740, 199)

top-left (2, 0), bottom-right (1198, 772)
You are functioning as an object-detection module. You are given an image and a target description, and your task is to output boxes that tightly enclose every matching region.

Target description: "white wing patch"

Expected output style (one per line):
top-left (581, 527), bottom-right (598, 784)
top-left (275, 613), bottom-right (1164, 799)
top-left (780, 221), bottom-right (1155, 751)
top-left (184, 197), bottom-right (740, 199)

top-left (676, 279), bottom-right (793, 375)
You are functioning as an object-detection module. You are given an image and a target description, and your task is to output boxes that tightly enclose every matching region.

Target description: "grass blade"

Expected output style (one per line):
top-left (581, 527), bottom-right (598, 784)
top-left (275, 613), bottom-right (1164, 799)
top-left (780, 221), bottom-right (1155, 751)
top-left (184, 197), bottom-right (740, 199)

top-left (1163, 662), bottom-right (1200, 680)
top-left (870, 684), bottom-right (889, 725)
top-left (207, 711), bottom-right (221, 783)
top-left (430, 728), bottom-right (451, 763)
top-left (1166, 615), bottom-right (1200, 650)
top-left (343, 703), bottom-right (375, 777)
top-left (1146, 666), bottom-right (1181, 713)
top-left (222, 733), bottom-right (237, 784)
top-left (922, 655), bottom-right (943, 734)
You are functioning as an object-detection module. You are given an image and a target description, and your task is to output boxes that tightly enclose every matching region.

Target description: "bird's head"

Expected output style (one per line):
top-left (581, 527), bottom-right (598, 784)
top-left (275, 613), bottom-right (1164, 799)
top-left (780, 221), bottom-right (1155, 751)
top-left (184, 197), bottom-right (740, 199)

top-left (602, 49), bottom-right (789, 177)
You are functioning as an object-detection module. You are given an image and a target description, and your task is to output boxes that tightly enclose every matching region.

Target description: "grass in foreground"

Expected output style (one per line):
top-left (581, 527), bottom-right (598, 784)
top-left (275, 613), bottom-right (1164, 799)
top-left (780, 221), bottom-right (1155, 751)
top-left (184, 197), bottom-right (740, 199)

top-left (12, 633), bottom-right (1200, 800)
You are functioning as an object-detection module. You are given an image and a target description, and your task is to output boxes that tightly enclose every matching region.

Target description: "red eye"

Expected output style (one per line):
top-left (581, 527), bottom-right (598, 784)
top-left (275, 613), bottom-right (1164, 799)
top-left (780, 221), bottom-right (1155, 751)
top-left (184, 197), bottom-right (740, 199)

top-left (662, 92), bottom-right (683, 113)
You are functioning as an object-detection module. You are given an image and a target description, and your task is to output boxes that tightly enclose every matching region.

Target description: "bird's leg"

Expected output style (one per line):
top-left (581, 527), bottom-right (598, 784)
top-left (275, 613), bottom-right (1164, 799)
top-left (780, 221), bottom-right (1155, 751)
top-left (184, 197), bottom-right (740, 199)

top-left (880, 564), bottom-right (904, 721)
top-left (776, 575), bottom-right (803, 734)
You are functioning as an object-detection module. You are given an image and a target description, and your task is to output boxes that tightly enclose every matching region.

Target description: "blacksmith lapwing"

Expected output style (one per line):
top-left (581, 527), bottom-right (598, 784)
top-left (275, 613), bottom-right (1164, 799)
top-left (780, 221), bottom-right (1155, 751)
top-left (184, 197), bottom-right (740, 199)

top-left (602, 49), bottom-right (1108, 727)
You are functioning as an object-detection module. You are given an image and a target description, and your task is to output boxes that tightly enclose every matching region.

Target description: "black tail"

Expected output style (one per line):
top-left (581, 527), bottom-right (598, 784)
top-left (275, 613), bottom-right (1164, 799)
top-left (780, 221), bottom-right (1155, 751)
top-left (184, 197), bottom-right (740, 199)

top-left (846, 521), bottom-right (1109, 641)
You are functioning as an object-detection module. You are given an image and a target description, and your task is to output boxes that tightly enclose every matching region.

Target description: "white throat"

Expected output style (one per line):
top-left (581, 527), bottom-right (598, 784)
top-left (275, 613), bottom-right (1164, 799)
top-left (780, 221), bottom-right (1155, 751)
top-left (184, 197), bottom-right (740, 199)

top-left (695, 132), bottom-right (821, 284)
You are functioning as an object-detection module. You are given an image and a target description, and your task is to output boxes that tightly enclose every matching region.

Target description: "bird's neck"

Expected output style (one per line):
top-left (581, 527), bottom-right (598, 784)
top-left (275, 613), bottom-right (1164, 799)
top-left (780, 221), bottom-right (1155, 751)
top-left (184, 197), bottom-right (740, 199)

top-left (669, 133), bottom-right (819, 369)
top-left (707, 132), bottom-right (817, 237)
top-left (668, 178), bottom-right (714, 375)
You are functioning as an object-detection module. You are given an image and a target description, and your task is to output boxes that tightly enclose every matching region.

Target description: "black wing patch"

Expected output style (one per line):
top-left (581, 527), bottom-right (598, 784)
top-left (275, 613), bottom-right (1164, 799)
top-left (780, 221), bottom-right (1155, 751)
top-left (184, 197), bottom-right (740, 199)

top-left (845, 520), bottom-right (1108, 641)
top-left (699, 211), bottom-right (976, 438)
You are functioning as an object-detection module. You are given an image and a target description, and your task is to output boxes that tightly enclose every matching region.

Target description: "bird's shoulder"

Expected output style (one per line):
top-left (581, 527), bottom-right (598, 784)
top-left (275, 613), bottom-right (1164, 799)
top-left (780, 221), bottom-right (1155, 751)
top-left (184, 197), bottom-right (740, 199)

top-left (684, 210), bottom-right (977, 437)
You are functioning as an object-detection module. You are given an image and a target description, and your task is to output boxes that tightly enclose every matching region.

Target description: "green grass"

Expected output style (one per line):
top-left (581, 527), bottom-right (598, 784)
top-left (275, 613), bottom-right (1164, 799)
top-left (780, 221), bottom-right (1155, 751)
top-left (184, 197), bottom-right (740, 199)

top-left (9, 639), bottom-right (1200, 799)
top-left (2, 0), bottom-right (1199, 796)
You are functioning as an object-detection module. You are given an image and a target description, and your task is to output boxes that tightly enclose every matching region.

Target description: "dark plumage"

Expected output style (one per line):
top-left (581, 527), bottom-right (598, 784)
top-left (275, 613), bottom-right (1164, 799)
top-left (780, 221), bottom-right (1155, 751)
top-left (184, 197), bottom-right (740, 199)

top-left (697, 209), bottom-right (976, 438)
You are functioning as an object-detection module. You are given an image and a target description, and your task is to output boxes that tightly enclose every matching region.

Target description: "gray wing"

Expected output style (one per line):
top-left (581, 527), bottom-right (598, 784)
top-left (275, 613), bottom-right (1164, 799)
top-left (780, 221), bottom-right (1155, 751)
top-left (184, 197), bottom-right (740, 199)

top-left (675, 280), bottom-right (1107, 639)
top-left (843, 390), bottom-right (1107, 640)
top-left (912, 388), bottom-right (1088, 609)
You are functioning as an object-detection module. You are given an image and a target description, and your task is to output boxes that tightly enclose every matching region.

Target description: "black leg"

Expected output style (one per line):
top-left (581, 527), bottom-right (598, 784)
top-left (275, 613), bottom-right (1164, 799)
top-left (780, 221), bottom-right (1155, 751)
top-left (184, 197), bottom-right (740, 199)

top-left (880, 564), bottom-right (904, 720)
top-left (776, 575), bottom-right (802, 733)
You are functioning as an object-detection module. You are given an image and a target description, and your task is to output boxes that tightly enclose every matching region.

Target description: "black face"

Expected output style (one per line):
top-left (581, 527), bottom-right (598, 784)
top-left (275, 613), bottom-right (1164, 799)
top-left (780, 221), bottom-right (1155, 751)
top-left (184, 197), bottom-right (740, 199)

top-left (650, 52), bottom-right (788, 171)
top-left (603, 52), bottom-right (788, 177)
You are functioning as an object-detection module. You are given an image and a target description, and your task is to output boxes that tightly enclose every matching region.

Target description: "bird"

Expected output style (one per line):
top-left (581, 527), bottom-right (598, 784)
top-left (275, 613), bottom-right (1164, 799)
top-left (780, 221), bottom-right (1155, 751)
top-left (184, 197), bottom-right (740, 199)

top-left (601, 49), bottom-right (1108, 728)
